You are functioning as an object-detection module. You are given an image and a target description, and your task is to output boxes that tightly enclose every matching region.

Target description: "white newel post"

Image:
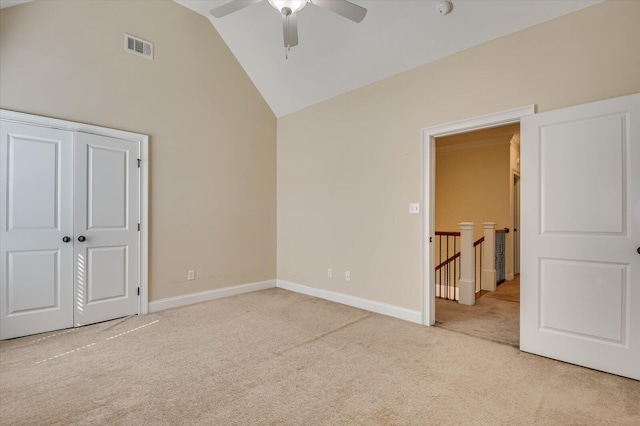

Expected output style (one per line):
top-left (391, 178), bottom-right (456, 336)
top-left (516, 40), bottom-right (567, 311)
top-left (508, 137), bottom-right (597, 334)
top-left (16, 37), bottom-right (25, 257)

top-left (457, 222), bottom-right (475, 305)
top-left (482, 222), bottom-right (497, 292)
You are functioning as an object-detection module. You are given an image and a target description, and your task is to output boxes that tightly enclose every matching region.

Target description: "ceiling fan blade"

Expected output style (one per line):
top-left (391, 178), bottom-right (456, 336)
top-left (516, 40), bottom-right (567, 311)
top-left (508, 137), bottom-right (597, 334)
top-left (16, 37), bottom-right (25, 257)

top-left (311, 0), bottom-right (367, 23)
top-left (282, 12), bottom-right (299, 47)
top-left (209, 0), bottom-right (262, 18)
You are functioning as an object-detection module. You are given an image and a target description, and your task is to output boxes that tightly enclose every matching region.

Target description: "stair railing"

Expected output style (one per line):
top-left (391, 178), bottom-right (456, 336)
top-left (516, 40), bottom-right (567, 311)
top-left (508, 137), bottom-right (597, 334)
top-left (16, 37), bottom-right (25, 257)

top-left (434, 231), bottom-right (460, 301)
top-left (435, 224), bottom-right (509, 303)
top-left (474, 236), bottom-right (484, 293)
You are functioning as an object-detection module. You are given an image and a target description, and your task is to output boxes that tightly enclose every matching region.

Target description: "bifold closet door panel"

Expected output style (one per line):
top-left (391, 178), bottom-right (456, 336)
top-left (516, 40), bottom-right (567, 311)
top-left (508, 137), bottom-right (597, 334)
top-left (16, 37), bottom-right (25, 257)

top-left (73, 132), bottom-right (139, 326)
top-left (0, 121), bottom-right (74, 339)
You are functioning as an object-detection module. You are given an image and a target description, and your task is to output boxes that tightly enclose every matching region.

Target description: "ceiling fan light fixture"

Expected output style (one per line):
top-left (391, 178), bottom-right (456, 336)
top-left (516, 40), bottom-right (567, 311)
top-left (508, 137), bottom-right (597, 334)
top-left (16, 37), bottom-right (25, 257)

top-left (268, 0), bottom-right (308, 14)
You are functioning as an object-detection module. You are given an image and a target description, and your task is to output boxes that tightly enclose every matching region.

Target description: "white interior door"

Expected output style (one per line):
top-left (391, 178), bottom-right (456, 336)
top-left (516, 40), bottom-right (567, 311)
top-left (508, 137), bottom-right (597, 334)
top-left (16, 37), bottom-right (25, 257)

top-left (74, 132), bottom-right (139, 326)
top-left (521, 93), bottom-right (640, 380)
top-left (0, 122), bottom-right (74, 339)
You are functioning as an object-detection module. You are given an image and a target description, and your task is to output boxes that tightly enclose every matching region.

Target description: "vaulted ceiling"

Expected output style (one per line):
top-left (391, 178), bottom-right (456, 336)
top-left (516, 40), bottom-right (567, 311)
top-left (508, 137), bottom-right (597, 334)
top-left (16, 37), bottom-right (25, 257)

top-left (176, 0), bottom-right (602, 117)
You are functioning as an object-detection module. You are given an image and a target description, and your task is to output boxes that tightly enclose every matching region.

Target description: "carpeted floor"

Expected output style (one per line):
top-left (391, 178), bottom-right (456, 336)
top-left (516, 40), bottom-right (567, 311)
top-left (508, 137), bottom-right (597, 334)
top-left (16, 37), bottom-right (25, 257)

top-left (1, 287), bottom-right (638, 425)
top-left (485, 278), bottom-right (520, 303)
top-left (435, 276), bottom-right (520, 347)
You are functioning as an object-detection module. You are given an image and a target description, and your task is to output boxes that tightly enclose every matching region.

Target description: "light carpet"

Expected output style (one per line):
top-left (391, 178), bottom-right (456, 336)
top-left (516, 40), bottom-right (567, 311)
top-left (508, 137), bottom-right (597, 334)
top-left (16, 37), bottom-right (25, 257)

top-left (485, 278), bottom-right (520, 303)
top-left (435, 276), bottom-right (520, 347)
top-left (1, 288), bottom-right (638, 425)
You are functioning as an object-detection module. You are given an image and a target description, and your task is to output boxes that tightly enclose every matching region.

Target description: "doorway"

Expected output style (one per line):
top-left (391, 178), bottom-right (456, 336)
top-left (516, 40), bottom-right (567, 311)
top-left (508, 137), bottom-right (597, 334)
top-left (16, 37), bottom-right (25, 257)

top-left (421, 105), bottom-right (534, 327)
top-left (431, 123), bottom-right (521, 346)
top-left (423, 95), bottom-right (640, 380)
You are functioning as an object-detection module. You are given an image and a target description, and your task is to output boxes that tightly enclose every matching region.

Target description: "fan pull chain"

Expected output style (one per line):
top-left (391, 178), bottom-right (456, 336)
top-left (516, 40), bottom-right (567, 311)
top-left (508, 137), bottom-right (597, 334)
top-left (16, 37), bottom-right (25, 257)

top-left (285, 14), bottom-right (290, 60)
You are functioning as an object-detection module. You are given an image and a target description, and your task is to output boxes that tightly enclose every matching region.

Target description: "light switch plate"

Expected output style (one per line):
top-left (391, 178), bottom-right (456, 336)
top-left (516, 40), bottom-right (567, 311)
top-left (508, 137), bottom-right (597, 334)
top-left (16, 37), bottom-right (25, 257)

top-left (409, 203), bottom-right (420, 214)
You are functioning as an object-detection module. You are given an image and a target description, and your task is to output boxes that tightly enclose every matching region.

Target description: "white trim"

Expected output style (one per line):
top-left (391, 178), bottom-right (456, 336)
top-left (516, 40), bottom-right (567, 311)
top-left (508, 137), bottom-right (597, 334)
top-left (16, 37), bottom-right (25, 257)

top-left (276, 280), bottom-right (422, 324)
top-left (0, 110), bottom-right (147, 143)
top-left (0, 109), bottom-right (150, 314)
top-left (421, 105), bottom-right (535, 326)
top-left (510, 133), bottom-right (521, 150)
top-left (139, 139), bottom-right (149, 314)
top-left (149, 280), bottom-right (277, 312)
top-left (422, 105), bottom-right (535, 139)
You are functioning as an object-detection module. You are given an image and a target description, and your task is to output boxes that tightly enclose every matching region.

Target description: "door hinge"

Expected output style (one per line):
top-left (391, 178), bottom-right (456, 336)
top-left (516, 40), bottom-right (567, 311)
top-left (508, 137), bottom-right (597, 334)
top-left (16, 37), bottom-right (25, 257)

top-left (137, 287), bottom-right (140, 296)
top-left (429, 237), bottom-right (433, 243)
top-left (137, 159), bottom-right (141, 168)
top-left (138, 223), bottom-right (140, 231)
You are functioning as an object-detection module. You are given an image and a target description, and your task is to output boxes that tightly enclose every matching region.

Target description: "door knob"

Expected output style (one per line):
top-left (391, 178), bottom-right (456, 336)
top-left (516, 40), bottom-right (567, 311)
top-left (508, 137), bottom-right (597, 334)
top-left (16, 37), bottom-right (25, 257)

top-left (78, 236), bottom-right (86, 242)
top-left (62, 236), bottom-right (71, 243)
top-left (637, 247), bottom-right (640, 255)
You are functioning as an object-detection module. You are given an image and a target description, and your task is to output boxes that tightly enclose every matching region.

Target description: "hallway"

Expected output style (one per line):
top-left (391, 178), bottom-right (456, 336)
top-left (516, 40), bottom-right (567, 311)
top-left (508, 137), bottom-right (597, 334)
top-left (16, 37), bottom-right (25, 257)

top-left (435, 276), bottom-right (520, 347)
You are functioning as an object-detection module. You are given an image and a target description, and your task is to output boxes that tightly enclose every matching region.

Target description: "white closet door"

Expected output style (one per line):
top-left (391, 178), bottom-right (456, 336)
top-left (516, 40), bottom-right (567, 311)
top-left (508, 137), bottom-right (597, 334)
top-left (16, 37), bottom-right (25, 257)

top-left (73, 132), bottom-right (139, 326)
top-left (0, 122), bottom-right (74, 339)
top-left (520, 93), bottom-right (640, 380)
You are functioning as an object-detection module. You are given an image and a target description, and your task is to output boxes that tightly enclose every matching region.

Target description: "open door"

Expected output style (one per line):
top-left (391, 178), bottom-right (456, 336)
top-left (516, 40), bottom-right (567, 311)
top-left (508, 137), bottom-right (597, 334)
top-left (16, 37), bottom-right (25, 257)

top-left (521, 93), bottom-right (639, 380)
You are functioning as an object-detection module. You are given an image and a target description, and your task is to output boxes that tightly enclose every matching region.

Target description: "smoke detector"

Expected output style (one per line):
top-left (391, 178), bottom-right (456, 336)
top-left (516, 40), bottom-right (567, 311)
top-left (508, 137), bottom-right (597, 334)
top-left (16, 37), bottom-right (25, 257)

top-left (437, 0), bottom-right (453, 15)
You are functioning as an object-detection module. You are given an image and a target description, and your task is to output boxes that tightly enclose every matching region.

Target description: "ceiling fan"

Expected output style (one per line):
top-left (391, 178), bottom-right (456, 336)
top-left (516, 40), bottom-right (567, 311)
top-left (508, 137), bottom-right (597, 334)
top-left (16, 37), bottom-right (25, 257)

top-left (210, 0), bottom-right (367, 51)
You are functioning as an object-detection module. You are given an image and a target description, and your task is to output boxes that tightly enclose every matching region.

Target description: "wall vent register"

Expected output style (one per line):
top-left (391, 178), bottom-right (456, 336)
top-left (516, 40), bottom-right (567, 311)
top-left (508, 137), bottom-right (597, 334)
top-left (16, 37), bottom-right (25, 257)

top-left (125, 34), bottom-right (153, 60)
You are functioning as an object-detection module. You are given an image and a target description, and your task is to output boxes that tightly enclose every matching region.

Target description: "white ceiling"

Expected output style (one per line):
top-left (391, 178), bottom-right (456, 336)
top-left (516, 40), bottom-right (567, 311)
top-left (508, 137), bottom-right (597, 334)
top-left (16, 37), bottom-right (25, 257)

top-left (2, 1), bottom-right (603, 117)
top-left (176, 0), bottom-right (602, 117)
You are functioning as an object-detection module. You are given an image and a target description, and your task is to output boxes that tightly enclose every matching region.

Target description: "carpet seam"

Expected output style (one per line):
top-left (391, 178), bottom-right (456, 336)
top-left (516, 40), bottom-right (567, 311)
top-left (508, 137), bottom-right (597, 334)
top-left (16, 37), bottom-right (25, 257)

top-left (434, 323), bottom-right (520, 349)
top-left (275, 313), bottom-right (371, 356)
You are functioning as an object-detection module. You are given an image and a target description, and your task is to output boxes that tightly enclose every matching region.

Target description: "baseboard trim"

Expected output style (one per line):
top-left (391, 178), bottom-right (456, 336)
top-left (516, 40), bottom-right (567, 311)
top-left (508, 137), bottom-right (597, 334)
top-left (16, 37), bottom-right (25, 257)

top-left (276, 280), bottom-right (422, 324)
top-left (149, 280), bottom-right (276, 313)
top-left (148, 279), bottom-right (422, 324)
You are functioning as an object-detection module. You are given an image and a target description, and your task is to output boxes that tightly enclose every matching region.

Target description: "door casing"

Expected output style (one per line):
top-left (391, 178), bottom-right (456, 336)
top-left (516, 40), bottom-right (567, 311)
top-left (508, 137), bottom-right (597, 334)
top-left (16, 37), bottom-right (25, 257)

top-left (0, 109), bottom-right (149, 317)
top-left (420, 105), bottom-right (535, 326)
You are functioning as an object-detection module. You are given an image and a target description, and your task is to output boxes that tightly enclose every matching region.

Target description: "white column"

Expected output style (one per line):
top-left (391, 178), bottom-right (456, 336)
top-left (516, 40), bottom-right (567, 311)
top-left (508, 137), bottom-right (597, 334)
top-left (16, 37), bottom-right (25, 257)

top-left (457, 222), bottom-right (475, 305)
top-left (482, 222), bottom-right (497, 292)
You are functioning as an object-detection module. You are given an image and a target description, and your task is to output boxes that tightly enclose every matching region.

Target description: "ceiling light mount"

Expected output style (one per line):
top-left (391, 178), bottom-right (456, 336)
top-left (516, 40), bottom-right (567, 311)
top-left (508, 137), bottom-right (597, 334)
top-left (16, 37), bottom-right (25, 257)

top-left (268, 0), bottom-right (307, 15)
top-left (436, 0), bottom-right (453, 16)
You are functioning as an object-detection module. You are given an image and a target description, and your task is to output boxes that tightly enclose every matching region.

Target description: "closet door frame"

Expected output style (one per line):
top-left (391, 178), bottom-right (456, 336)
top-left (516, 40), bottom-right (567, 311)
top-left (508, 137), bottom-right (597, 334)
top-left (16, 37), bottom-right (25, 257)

top-left (0, 109), bottom-right (149, 315)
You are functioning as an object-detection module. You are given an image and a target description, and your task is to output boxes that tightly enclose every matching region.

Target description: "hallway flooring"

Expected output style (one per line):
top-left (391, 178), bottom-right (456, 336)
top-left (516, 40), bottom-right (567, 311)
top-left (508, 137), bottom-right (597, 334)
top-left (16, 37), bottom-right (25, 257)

top-left (435, 276), bottom-right (520, 347)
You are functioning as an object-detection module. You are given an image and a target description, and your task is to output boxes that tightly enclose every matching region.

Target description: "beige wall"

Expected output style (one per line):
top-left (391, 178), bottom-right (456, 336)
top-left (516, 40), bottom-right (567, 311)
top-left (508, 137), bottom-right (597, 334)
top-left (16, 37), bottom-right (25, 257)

top-left (435, 141), bottom-right (511, 286)
top-left (0, 0), bottom-right (277, 301)
top-left (277, 1), bottom-right (640, 311)
top-left (435, 138), bottom-right (513, 238)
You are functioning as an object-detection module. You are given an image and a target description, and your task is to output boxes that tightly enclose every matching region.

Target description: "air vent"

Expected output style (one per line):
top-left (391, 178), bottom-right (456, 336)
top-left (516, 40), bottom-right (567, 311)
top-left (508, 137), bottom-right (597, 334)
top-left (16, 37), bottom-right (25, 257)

top-left (124, 34), bottom-right (153, 60)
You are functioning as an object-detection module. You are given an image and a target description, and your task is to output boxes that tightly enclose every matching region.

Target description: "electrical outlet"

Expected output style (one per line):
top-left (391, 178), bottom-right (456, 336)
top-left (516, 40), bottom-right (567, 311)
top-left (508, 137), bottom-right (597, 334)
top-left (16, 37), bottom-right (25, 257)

top-left (327, 268), bottom-right (333, 278)
top-left (345, 271), bottom-right (351, 282)
top-left (188, 270), bottom-right (195, 281)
